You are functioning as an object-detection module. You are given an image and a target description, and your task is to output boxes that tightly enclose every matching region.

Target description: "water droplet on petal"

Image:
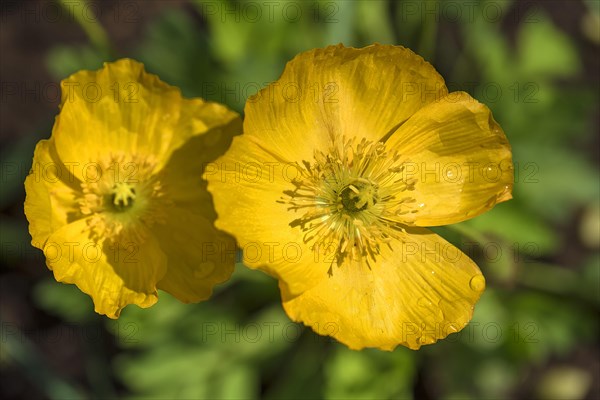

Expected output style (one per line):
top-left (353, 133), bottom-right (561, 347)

top-left (194, 262), bottom-right (215, 279)
top-left (418, 297), bottom-right (432, 308)
top-left (469, 275), bottom-right (486, 292)
top-left (418, 334), bottom-right (436, 345)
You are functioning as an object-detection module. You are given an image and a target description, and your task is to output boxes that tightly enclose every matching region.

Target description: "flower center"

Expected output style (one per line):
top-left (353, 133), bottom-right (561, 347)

top-left (110, 182), bottom-right (136, 211)
top-left (281, 137), bottom-right (418, 275)
top-left (78, 153), bottom-right (171, 244)
top-left (339, 180), bottom-right (377, 212)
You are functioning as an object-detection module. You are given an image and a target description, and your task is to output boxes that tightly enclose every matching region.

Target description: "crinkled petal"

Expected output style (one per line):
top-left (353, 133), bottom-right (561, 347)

top-left (45, 218), bottom-right (167, 318)
top-left (282, 228), bottom-right (485, 351)
top-left (205, 135), bottom-right (330, 296)
top-left (244, 44), bottom-right (447, 162)
top-left (153, 126), bottom-right (239, 302)
top-left (154, 209), bottom-right (235, 302)
top-left (53, 59), bottom-right (179, 178)
top-left (386, 92), bottom-right (513, 226)
top-left (53, 59), bottom-right (241, 180)
top-left (158, 112), bottom-right (242, 212)
top-left (24, 139), bottom-right (83, 248)
top-left (25, 58), bottom-right (242, 319)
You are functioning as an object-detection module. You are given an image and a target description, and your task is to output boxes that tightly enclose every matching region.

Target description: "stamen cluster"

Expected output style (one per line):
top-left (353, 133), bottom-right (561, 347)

top-left (281, 138), bottom-right (419, 274)
top-left (79, 153), bottom-right (171, 245)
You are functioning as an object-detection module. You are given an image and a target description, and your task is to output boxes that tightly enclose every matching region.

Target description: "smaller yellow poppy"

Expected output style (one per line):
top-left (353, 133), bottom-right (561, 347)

top-left (25, 59), bottom-right (241, 318)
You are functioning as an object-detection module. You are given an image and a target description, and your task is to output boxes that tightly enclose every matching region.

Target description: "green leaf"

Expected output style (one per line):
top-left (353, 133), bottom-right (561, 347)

top-left (355, 0), bottom-right (394, 44)
top-left (580, 254), bottom-right (600, 304)
top-left (460, 202), bottom-right (558, 256)
top-left (46, 45), bottom-right (107, 80)
top-left (324, 346), bottom-right (415, 399)
top-left (32, 279), bottom-right (95, 323)
top-left (517, 14), bottom-right (580, 78)
top-left (513, 144), bottom-right (600, 223)
top-left (508, 292), bottom-right (597, 362)
top-left (135, 9), bottom-right (214, 100)
top-left (474, 359), bottom-right (518, 399)
top-left (464, 289), bottom-right (508, 350)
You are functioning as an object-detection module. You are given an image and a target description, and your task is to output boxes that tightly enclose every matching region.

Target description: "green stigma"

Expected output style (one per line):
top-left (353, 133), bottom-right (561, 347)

top-left (111, 182), bottom-right (136, 211)
top-left (340, 181), bottom-right (377, 212)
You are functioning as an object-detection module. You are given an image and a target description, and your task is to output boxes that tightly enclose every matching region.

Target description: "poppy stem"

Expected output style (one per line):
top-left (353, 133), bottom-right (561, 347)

top-left (58, 0), bottom-right (112, 56)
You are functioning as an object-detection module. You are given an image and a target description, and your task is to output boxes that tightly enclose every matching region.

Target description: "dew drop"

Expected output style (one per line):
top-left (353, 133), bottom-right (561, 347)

top-left (469, 275), bottom-right (486, 292)
top-left (418, 334), bottom-right (436, 345)
top-left (417, 297), bottom-right (432, 308)
top-left (193, 262), bottom-right (215, 278)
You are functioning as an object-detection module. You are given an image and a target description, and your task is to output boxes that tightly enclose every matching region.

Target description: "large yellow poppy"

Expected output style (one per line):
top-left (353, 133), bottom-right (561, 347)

top-left (206, 44), bottom-right (513, 350)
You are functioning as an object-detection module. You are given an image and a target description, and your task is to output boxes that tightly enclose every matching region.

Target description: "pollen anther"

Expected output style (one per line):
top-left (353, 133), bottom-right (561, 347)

top-left (281, 137), bottom-right (418, 272)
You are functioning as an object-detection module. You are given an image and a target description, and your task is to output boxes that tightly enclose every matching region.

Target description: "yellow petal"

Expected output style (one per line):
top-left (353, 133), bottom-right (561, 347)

top-left (205, 135), bottom-right (330, 296)
top-left (24, 139), bottom-right (83, 248)
top-left (44, 218), bottom-right (167, 318)
top-left (53, 59), bottom-right (241, 180)
top-left (282, 228), bottom-right (484, 351)
top-left (152, 118), bottom-right (239, 302)
top-left (386, 91), bottom-right (513, 226)
top-left (158, 111), bottom-right (241, 212)
top-left (154, 209), bottom-right (235, 302)
top-left (54, 59), bottom-right (178, 175)
top-left (244, 44), bottom-right (447, 162)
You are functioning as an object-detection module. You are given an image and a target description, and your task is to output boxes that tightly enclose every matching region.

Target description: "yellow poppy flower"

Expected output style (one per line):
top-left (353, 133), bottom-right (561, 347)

top-left (25, 59), bottom-right (241, 318)
top-left (206, 44), bottom-right (513, 350)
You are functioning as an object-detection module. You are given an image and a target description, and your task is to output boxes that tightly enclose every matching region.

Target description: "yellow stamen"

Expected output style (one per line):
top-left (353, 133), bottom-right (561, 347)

top-left (78, 153), bottom-right (171, 244)
top-left (280, 137), bottom-right (419, 273)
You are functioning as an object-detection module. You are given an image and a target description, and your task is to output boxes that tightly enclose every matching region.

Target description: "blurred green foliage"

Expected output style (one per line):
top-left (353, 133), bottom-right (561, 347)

top-left (2, 0), bottom-right (599, 399)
